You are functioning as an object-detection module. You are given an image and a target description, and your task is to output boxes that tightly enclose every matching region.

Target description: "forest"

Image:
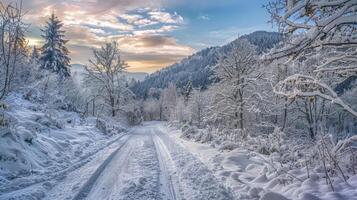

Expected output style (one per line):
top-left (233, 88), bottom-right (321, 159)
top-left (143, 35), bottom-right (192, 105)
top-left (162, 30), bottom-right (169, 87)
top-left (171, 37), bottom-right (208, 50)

top-left (0, 0), bottom-right (356, 200)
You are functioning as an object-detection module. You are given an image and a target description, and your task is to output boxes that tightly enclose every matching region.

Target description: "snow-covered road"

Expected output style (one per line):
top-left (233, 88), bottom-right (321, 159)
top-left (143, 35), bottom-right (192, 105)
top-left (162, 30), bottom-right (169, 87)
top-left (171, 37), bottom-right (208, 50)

top-left (72, 122), bottom-right (232, 200)
top-left (36, 122), bottom-right (232, 200)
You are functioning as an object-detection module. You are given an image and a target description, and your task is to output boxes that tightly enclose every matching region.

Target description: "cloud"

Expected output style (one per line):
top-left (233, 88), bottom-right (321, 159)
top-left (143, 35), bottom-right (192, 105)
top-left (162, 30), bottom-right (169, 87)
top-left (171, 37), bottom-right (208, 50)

top-left (63, 11), bottom-right (135, 31)
top-left (119, 13), bottom-right (158, 27)
top-left (133, 25), bottom-right (179, 35)
top-left (11, 0), bottom-right (190, 72)
top-left (65, 26), bottom-right (104, 48)
top-left (119, 35), bottom-right (194, 54)
top-left (148, 10), bottom-right (184, 24)
top-left (115, 35), bottom-right (195, 72)
top-left (198, 15), bottom-right (210, 20)
top-left (68, 34), bottom-right (194, 73)
top-left (117, 35), bottom-right (177, 48)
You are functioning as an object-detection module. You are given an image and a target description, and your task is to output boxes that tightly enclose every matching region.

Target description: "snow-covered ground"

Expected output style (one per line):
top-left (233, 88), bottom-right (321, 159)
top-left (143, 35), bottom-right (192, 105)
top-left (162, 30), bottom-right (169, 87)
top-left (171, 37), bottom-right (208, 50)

top-left (160, 123), bottom-right (357, 200)
top-left (0, 117), bottom-right (233, 199)
top-left (44, 122), bottom-right (232, 200)
top-left (1, 96), bottom-right (356, 200)
top-left (0, 93), bottom-right (127, 199)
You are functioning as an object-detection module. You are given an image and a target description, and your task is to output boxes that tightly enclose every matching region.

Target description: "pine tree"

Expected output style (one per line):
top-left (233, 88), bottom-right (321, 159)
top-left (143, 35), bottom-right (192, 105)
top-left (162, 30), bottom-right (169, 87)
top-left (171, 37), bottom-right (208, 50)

top-left (40, 13), bottom-right (71, 78)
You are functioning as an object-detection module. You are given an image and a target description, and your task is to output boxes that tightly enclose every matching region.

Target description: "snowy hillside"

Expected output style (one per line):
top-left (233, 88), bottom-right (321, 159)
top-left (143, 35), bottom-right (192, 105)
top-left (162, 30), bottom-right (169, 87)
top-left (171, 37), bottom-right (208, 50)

top-left (131, 31), bottom-right (283, 98)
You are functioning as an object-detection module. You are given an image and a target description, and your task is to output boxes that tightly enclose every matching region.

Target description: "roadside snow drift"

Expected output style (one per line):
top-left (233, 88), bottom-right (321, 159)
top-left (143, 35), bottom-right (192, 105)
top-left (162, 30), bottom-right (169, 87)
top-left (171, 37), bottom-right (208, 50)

top-left (0, 93), bottom-right (126, 198)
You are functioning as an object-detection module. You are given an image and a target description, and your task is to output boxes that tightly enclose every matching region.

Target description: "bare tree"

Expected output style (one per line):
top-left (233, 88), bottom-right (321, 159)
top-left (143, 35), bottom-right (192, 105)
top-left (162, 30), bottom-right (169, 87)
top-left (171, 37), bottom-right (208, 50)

top-left (0, 1), bottom-right (27, 100)
top-left (212, 39), bottom-right (258, 131)
top-left (84, 42), bottom-right (131, 117)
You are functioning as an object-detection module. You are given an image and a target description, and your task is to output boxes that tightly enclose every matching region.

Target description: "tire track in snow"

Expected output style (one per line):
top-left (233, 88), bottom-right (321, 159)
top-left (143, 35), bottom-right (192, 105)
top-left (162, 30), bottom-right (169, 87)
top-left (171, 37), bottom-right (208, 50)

top-left (152, 124), bottom-right (234, 200)
top-left (0, 132), bottom-right (131, 199)
top-left (72, 134), bottom-right (133, 200)
top-left (152, 131), bottom-right (181, 200)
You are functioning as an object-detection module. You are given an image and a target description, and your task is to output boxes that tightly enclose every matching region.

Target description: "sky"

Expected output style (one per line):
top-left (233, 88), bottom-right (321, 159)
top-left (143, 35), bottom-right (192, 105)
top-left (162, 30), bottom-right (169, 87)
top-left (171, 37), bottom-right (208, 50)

top-left (8, 0), bottom-right (274, 73)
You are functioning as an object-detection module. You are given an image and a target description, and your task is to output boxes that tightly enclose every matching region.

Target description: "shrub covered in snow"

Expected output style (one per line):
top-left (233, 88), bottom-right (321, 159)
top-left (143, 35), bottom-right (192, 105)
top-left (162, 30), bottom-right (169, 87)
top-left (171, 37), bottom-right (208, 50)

top-left (180, 123), bottom-right (198, 139)
top-left (16, 126), bottom-right (37, 145)
top-left (96, 117), bottom-right (126, 136)
top-left (218, 142), bottom-right (239, 151)
top-left (34, 113), bottom-right (65, 129)
top-left (23, 88), bottom-right (43, 103)
top-left (0, 125), bottom-right (39, 179)
top-left (194, 129), bottom-right (213, 143)
top-left (0, 93), bottom-right (126, 183)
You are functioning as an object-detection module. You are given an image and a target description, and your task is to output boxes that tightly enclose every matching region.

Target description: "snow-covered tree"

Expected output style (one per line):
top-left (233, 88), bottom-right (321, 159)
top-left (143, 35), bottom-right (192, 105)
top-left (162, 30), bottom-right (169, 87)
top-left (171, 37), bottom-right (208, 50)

top-left (142, 98), bottom-right (160, 120)
top-left (212, 39), bottom-right (258, 131)
top-left (161, 83), bottom-right (178, 120)
top-left (39, 13), bottom-right (71, 78)
top-left (266, 0), bottom-right (357, 60)
top-left (189, 88), bottom-right (206, 127)
top-left (266, 0), bottom-right (357, 119)
top-left (84, 42), bottom-right (131, 117)
top-left (0, 2), bottom-right (27, 100)
top-left (175, 97), bottom-right (188, 122)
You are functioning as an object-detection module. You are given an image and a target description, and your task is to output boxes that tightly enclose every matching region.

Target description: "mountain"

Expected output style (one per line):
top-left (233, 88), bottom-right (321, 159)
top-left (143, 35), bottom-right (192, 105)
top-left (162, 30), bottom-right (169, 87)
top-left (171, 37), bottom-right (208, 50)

top-left (131, 31), bottom-right (283, 98)
top-left (71, 64), bottom-right (149, 86)
top-left (124, 72), bottom-right (149, 81)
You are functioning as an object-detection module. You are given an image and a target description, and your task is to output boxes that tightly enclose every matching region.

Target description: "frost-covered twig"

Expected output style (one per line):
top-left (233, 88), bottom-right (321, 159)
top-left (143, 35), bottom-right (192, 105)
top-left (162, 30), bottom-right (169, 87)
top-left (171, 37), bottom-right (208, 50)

top-left (318, 145), bottom-right (335, 191)
top-left (273, 74), bottom-right (357, 118)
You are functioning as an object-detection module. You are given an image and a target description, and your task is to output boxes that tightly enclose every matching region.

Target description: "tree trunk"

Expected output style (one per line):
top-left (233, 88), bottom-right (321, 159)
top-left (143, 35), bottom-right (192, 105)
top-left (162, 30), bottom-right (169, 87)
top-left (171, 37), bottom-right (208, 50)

top-left (239, 90), bottom-right (244, 130)
top-left (282, 97), bottom-right (288, 130)
top-left (91, 98), bottom-right (96, 116)
top-left (239, 110), bottom-right (244, 130)
top-left (110, 96), bottom-right (116, 117)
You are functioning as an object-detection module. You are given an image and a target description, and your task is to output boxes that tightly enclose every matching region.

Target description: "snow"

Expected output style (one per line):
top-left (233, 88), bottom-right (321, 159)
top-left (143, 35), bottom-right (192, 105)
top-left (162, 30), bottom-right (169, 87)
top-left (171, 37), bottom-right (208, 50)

top-left (1, 118), bottom-right (234, 199)
top-left (160, 123), bottom-right (357, 200)
top-left (72, 122), bottom-right (233, 200)
top-left (1, 92), bottom-right (355, 200)
top-left (260, 192), bottom-right (290, 200)
top-left (0, 93), bottom-right (127, 199)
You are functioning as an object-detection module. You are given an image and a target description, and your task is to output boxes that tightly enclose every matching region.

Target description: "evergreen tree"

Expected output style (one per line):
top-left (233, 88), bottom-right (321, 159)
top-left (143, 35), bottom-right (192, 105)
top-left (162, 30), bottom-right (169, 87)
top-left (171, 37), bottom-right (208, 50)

top-left (40, 13), bottom-right (71, 78)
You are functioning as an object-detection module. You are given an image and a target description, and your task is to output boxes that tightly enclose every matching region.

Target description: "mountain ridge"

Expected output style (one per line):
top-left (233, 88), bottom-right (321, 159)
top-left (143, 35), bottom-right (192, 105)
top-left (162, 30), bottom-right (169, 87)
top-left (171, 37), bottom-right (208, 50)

top-left (131, 31), bottom-right (283, 98)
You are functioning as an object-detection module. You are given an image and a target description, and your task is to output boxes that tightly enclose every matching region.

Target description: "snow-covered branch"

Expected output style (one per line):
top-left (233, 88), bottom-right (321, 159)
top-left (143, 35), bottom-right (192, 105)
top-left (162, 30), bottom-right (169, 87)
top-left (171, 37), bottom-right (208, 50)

top-left (274, 74), bottom-right (357, 117)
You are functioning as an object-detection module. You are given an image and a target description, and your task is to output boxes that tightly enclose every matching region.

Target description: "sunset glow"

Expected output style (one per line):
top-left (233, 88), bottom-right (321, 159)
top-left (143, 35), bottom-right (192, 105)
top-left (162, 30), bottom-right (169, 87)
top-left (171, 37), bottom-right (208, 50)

top-left (14, 0), bottom-right (272, 73)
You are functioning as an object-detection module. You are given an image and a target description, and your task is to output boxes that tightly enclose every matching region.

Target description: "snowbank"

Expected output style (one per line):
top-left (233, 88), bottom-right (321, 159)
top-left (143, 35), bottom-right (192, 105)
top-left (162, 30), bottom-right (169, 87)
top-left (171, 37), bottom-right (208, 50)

top-left (163, 123), bottom-right (357, 200)
top-left (0, 93), bottom-right (126, 195)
